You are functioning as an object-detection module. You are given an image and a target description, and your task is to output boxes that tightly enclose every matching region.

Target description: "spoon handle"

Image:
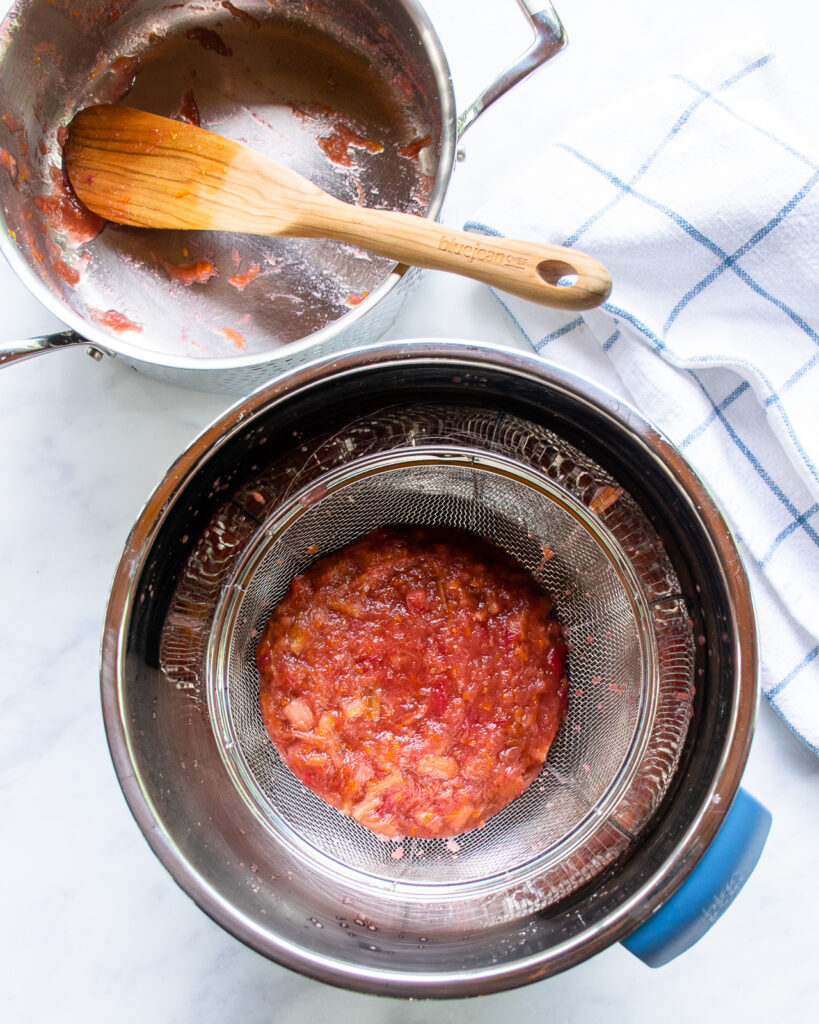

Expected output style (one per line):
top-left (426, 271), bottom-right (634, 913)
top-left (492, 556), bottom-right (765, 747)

top-left (64, 104), bottom-right (612, 311)
top-left (297, 201), bottom-right (612, 311)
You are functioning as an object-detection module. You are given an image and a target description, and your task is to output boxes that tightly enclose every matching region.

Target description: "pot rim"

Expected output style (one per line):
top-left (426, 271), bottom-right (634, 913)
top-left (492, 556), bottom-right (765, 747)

top-left (100, 339), bottom-right (758, 996)
top-left (0, 0), bottom-right (457, 371)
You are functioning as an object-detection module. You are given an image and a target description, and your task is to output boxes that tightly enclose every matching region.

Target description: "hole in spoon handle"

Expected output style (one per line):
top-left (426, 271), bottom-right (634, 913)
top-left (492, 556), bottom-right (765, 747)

top-left (536, 259), bottom-right (578, 287)
top-left (533, 249), bottom-right (612, 310)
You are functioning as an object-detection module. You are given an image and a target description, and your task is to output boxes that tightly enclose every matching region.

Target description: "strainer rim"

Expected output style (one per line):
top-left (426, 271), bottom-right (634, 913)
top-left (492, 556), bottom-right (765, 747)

top-left (206, 443), bottom-right (658, 900)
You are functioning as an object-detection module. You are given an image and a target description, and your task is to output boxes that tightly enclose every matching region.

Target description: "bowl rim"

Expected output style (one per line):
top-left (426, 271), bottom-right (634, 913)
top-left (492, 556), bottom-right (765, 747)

top-left (100, 339), bottom-right (758, 995)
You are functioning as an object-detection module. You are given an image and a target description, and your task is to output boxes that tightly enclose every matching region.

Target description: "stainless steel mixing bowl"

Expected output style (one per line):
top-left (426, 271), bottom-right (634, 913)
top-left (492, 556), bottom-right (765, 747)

top-left (100, 341), bottom-right (768, 995)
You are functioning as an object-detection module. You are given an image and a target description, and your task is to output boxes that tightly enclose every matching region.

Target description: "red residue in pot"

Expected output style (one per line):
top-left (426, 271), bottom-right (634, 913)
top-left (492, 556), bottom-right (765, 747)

top-left (221, 0), bottom-right (260, 28)
top-left (46, 238), bottom-right (81, 286)
top-left (88, 55), bottom-right (142, 104)
top-left (173, 89), bottom-right (201, 127)
top-left (89, 308), bottom-right (142, 333)
top-left (32, 40), bottom-right (60, 63)
top-left (289, 102), bottom-right (333, 124)
top-left (112, 54), bottom-right (141, 76)
top-left (0, 147), bottom-right (18, 184)
top-left (163, 259), bottom-right (216, 285)
top-left (89, 53), bottom-right (141, 83)
top-left (221, 326), bottom-right (247, 350)
top-left (185, 27), bottom-right (233, 57)
top-left (589, 485), bottom-right (624, 515)
top-left (398, 134), bottom-right (432, 161)
top-left (1, 114), bottom-right (30, 185)
top-left (1, 113), bottom-right (24, 135)
top-left (318, 123), bottom-right (384, 167)
top-left (20, 226), bottom-right (44, 265)
top-left (411, 172), bottom-right (435, 209)
top-left (53, 260), bottom-right (81, 286)
top-left (227, 264), bottom-right (261, 291)
top-left (34, 165), bottom-right (104, 246)
top-left (345, 291), bottom-right (369, 306)
top-left (536, 543), bottom-right (555, 573)
top-left (257, 527), bottom-right (568, 839)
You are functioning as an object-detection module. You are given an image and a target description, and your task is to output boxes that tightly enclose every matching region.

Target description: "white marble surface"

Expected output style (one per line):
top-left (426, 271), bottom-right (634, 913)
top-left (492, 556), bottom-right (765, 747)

top-left (1, 1), bottom-right (818, 1021)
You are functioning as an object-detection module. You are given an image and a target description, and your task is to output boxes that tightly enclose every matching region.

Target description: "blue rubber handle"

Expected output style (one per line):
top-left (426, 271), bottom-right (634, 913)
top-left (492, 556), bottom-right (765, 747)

top-left (621, 788), bottom-right (771, 968)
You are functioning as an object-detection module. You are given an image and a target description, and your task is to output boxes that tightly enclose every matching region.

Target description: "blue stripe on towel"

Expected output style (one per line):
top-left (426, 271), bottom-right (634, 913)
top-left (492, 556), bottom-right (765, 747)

top-left (673, 72), bottom-right (819, 174)
top-left (686, 369), bottom-right (819, 552)
top-left (464, 211), bottom-right (819, 489)
top-left (558, 144), bottom-right (727, 257)
top-left (564, 55), bottom-right (774, 248)
top-left (759, 503), bottom-right (819, 568)
top-left (560, 145), bottom-right (819, 351)
top-left (768, 642), bottom-right (819, 699)
top-left (663, 172), bottom-right (819, 335)
top-left (603, 326), bottom-right (621, 351)
top-left (774, 350), bottom-right (819, 398)
top-left (535, 316), bottom-right (584, 351)
top-left (604, 301), bottom-right (819, 554)
top-left (679, 381), bottom-right (750, 449)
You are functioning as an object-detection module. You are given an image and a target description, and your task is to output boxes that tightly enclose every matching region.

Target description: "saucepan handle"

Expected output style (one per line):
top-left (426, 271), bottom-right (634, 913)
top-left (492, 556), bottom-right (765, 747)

top-left (621, 788), bottom-right (772, 968)
top-left (0, 329), bottom-right (97, 367)
top-left (456, 1), bottom-right (567, 138)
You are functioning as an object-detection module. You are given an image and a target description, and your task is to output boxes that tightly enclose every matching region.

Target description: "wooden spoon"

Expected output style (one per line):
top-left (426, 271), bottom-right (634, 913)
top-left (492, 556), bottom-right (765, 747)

top-left (64, 105), bottom-right (612, 311)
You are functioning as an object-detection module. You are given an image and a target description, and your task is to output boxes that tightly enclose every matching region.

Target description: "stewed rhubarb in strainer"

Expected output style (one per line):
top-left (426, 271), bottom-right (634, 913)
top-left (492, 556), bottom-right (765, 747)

top-left (256, 526), bottom-right (568, 839)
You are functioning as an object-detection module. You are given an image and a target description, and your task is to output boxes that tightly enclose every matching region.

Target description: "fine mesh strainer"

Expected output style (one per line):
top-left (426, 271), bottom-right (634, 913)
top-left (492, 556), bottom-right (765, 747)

top-left (103, 342), bottom-right (760, 995)
top-left (167, 401), bottom-right (695, 928)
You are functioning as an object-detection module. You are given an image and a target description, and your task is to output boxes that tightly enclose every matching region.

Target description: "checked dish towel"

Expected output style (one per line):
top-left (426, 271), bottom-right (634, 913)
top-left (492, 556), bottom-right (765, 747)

top-left (466, 49), bottom-right (819, 753)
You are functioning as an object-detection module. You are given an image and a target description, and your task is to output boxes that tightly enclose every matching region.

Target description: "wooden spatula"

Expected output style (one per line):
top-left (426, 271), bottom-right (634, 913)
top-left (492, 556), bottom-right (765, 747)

top-left (64, 104), bottom-right (612, 311)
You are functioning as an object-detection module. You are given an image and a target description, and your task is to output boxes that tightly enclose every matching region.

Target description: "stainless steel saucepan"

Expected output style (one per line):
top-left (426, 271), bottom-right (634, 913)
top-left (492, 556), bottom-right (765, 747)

top-left (0, 0), bottom-right (568, 393)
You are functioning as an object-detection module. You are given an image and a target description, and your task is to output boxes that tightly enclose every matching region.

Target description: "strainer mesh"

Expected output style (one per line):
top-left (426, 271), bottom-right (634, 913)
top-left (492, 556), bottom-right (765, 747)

top-left (163, 404), bottom-right (694, 910)
top-left (216, 457), bottom-right (650, 885)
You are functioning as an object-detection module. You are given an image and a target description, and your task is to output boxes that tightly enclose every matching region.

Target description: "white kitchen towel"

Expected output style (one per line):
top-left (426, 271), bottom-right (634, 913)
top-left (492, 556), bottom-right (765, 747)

top-left (466, 48), bottom-right (819, 753)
